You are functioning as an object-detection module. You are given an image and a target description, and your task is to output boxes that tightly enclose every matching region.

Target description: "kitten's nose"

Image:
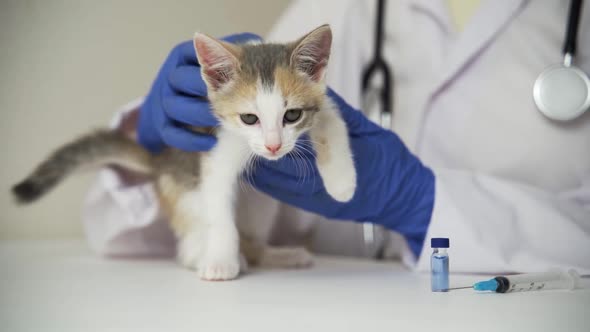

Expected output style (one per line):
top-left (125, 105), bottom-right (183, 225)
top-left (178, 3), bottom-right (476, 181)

top-left (265, 144), bottom-right (282, 154)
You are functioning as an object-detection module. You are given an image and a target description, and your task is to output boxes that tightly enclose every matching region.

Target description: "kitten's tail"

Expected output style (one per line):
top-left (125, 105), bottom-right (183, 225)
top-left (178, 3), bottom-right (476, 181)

top-left (12, 130), bottom-right (153, 204)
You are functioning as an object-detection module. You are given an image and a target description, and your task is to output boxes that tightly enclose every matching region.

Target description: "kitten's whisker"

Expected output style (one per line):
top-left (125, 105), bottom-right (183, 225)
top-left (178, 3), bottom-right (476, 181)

top-left (294, 144), bottom-right (315, 186)
top-left (242, 155), bottom-right (251, 191)
top-left (295, 143), bottom-right (315, 156)
top-left (238, 147), bottom-right (258, 193)
top-left (303, 149), bottom-right (315, 186)
top-left (299, 138), bottom-right (326, 148)
top-left (246, 153), bottom-right (258, 191)
top-left (294, 143), bottom-right (318, 179)
top-left (293, 148), bottom-right (307, 185)
top-left (295, 143), bottom-right (317, 189)
top-left (293, 145), bottom-right (306, 183)
top-left (251, 154), bottom-right (261, 190)
top-left (294, 146), bottom-right (309, 183)
top-left (291, 148), bottom-right (303, 182)
top-left (238, 150), bottom-right (252, 193)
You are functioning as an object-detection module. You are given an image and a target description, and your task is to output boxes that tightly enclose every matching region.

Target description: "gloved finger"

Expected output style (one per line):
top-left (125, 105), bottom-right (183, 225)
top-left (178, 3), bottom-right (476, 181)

top-left (179, 33), bottom-right (263, 66)
top-left (138, 69), bottom-right (173, 153)
top-left (137, 102), bottom-right (165, 153)
top-left (160, 124), bottom-right (217, 152)
top-left (157, 79), bottom-right (217, 151)
top-left (173, 33), bottom-right (263, 96)
top-left (169, 65), bottom-right (208, 96)
top-left (221, 32), bottom-right (262, 44)
top-left (177, 40), bottom-right (199, 66)
top-left (163, 95), bottom-right (219, 127)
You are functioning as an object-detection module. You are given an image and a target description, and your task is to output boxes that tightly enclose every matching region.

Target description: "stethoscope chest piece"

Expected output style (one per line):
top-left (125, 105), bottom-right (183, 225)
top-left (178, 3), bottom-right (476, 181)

top-left (533, 62), bottom-right (590, 121)
top-left (533, 0), bottom-right (589, 121)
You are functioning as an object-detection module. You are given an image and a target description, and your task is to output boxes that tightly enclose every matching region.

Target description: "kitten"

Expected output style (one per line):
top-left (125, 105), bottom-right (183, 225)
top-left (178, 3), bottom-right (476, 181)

top-left (12, 25), bottom-right (357, 281)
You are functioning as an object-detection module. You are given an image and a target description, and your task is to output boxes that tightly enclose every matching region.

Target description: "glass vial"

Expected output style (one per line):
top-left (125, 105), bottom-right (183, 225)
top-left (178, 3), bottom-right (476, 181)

top-left (431, 238), bottom-right (450, 292)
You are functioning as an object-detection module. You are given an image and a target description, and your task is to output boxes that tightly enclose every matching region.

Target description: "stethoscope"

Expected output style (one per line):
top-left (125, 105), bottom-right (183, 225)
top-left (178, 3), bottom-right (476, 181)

top-left (362, 0), bottom-right (589, 125)
top-left (359, 0), bottom-right (589, 257)
top-left (534, 0), bottom-right (590, 121)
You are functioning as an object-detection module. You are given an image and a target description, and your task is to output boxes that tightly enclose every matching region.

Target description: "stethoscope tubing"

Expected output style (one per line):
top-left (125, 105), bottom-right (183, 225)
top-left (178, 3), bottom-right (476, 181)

top-left (563, 0), bottom-right (583, 57)
top-left (361, 0), bottom-right (393, 118)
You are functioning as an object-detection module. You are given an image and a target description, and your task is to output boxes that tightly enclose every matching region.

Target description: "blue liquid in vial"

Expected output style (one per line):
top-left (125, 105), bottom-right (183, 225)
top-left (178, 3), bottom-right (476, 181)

top-left (431, 254), bottom-right (449, 292)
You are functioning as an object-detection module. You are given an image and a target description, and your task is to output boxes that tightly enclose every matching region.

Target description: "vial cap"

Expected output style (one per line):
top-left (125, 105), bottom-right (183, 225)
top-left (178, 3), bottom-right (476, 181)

top-left (431, 238), bottom-right (449, 248)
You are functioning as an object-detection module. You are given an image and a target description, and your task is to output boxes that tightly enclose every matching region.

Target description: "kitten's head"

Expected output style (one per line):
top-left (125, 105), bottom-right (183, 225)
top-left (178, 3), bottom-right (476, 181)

top-left (193, 25), bottom-right (332, 160)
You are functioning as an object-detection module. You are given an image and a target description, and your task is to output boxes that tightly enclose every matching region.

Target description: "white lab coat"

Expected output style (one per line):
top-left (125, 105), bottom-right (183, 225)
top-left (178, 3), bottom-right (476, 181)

top-left (84, 0), bottom-right (590, 274)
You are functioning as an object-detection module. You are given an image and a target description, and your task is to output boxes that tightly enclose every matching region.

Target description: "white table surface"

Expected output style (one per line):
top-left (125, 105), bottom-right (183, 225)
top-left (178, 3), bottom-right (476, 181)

top-left (1, 240), bottom-right (588, 332)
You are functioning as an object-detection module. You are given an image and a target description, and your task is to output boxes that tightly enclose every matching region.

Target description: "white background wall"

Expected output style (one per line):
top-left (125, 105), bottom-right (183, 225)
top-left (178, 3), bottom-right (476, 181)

top-left (0, 0), bottom-right (291, 239)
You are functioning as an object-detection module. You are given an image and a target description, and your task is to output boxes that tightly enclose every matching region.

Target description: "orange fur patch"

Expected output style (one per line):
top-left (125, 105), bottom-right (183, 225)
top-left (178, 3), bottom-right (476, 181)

top-left (210, 78), bottom-right (258, 124)
top-left (312, 134), bottom-right (330, 166)
top-left (274, 67), bottom-right (325, 109)
top-left (156, 174), bottom-right (191, 236)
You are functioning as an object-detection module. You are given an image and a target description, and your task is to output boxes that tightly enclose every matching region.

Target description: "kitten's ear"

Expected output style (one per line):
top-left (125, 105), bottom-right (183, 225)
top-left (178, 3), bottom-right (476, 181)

top-left (290, 24), bottom-right (332, 82)
top-left (193, 33), bottom-right (240, 91)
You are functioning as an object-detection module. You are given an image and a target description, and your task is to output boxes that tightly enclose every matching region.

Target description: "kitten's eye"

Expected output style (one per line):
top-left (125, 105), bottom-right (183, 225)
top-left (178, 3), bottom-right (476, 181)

top-left (283, 109), bottom-right (302, 124)
top-left (240, 113), bottom-right (259, 125)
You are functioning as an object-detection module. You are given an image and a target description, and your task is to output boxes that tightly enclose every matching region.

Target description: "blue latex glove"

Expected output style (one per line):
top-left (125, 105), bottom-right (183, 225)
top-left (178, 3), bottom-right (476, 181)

top-left (252, 89), bottom-right (436, 257)
top-left (138, 33), bottom-right (261, 153)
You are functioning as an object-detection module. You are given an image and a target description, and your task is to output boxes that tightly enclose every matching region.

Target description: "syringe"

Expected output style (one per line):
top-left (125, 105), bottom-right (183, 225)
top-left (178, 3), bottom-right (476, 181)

top-left (448, 269), bottom-right (590, 293)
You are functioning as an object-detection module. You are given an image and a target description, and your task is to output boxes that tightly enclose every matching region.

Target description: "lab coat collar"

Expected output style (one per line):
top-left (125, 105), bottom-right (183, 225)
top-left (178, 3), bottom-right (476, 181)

top-left (412, 0), bottom-right (529, 97)
top-left (410, 0), bottom-right (454, 34)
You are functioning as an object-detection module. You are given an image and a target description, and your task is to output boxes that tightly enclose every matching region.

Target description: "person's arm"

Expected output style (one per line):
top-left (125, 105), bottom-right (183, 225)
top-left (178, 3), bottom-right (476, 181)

top-left (250, 88), bottom-right (590, 274)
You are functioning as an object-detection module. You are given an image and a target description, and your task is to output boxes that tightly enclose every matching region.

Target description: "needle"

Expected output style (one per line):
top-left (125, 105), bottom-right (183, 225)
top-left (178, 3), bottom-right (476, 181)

top-left (445, 286), bottom-right (473, 291)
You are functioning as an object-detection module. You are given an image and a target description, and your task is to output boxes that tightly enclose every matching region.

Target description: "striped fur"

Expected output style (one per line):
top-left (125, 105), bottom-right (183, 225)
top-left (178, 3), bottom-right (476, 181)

top-left (12, 130), bottom-right (152, 203)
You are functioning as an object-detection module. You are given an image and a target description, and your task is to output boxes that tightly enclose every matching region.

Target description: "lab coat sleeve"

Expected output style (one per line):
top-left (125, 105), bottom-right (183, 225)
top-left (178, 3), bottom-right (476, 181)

top-left (415, 169), bottom-right (590, 274)
top-left (82, 99), bottom-right (176, 257)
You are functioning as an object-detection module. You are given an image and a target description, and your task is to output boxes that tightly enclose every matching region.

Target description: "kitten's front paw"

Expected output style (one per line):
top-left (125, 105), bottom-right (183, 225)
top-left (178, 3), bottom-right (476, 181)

top-left (322, 163), bottom-right (357, 202)
top-left (198, 256), bottom-right (241, 281)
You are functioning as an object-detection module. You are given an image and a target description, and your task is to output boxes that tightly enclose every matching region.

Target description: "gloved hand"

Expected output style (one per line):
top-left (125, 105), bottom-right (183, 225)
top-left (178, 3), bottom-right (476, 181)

top-left (138, 33), bottom-right (261, 153)
top-left (252, 89), bottom-right (436, 257)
